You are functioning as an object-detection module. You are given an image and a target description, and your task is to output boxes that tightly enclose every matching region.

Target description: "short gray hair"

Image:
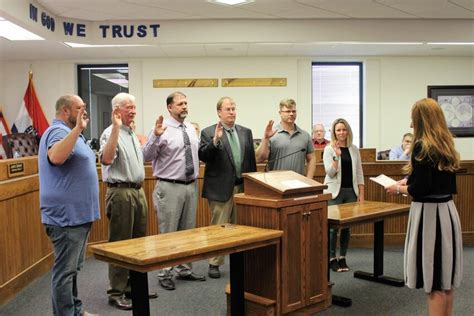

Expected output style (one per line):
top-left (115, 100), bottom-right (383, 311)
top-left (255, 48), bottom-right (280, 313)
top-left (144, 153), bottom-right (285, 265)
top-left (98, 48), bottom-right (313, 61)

top-left (111, 92), bottom-right (135, 109)
top-left (313, 123), bottom-right (325, 132)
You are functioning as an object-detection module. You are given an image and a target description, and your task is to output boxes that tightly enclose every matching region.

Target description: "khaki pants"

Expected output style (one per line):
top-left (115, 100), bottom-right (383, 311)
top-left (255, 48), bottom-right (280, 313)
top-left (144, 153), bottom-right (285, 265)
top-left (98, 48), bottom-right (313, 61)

top-left (209, 185), bottom-right (243, 266)
top-left (106, 187), bottom-right (148, 297)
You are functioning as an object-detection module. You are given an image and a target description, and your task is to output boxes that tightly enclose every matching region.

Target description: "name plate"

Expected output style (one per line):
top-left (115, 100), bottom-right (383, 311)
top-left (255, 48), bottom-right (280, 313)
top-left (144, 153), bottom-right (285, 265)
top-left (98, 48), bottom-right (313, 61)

top-left (8, 162), bottom-right (25, 178)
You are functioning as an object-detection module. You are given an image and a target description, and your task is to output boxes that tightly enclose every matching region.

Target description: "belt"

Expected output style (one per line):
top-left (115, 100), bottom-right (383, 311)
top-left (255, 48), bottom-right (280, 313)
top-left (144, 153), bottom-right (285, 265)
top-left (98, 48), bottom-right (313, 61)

top-left (157, 178), bottom-right (195, 185)
top-left (107, 182), bottom-right (142, 189)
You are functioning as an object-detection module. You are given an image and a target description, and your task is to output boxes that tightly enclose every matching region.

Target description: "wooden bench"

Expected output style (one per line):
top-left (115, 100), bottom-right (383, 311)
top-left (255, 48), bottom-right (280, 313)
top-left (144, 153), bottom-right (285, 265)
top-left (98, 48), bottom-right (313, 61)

top-left (90, 224), bottom-right (282, 316)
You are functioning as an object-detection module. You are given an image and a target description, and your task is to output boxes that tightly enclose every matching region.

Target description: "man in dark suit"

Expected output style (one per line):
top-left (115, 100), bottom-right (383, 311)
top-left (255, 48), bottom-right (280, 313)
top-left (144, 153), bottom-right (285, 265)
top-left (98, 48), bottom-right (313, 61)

top-left (199, 96), bottom-right (257, 278)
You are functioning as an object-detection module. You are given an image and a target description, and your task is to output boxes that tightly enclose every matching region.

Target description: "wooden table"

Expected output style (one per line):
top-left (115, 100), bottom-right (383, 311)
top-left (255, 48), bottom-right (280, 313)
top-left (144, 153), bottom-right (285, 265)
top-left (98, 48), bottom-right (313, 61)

top-left (328, 201), bottom-right (410, 307)
top-left (90, 224), bottom-right (282, 316)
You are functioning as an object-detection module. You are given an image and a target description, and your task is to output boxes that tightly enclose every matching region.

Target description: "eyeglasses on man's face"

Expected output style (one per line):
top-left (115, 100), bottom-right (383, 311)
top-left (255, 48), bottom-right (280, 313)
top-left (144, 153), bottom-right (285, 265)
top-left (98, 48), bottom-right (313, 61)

top-left (280, 110), bottom-right (297, 114)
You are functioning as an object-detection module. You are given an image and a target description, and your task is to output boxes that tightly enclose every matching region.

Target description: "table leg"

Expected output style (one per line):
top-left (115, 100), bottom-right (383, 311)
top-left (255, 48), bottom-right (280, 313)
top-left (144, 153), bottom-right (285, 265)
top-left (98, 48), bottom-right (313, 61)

top-left (328, 227), bottom-right (352, 308)
top-left (130, 270), bottom-right (150, 316)
top-left (353, 220), bottom-right (404, 287)
top-left (230, 252), bottom-right (245, 316)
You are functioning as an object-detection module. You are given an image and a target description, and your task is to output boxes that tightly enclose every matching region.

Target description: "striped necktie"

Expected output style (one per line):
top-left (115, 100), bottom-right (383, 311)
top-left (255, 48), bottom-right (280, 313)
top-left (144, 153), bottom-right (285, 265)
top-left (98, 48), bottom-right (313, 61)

top-left (181, 124), bottom-right (194, 178)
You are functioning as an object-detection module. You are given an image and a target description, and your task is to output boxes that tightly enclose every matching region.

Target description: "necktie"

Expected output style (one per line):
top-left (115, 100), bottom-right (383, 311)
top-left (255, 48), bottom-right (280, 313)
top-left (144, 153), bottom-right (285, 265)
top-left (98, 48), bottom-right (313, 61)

top-left (226, 129), bottom-right (242, 177)
top-left (181, 124), bottom-right (194, 178)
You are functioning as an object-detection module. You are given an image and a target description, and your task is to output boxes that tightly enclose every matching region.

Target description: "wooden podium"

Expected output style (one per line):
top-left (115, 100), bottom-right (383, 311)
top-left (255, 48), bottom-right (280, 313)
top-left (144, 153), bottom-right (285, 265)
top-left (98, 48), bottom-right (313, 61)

top-left (234, 170), bottom-right (332, 315)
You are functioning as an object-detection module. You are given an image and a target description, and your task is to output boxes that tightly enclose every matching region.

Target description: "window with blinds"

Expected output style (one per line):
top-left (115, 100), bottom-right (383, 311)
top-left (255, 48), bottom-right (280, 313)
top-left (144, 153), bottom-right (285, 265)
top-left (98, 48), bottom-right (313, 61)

top-left (312, 62), bottom-right (363, 147)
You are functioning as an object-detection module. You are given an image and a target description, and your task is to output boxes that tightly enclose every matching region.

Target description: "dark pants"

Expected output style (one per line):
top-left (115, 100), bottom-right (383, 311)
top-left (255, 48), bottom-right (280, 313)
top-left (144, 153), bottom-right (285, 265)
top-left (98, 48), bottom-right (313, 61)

top-left (329, 187), bottom-right (357, 258)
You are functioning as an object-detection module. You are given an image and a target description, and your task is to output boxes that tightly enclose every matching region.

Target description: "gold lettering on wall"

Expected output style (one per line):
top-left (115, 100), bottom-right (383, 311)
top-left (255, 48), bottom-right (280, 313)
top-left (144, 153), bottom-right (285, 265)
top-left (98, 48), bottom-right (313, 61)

top-left (222, 78), bottom-right (287, 87)
top-left (153, 79), bottom-right (218, 88)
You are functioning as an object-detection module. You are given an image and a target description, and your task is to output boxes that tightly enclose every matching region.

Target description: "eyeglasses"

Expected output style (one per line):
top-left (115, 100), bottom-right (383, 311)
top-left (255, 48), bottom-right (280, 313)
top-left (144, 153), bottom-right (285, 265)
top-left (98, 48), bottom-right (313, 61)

top-left (280, 110), bottom-right (296, 114)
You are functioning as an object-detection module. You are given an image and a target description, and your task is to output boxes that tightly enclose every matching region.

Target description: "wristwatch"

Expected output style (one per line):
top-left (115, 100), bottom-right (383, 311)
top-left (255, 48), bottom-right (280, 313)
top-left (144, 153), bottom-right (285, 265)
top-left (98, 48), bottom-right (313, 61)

top-left (333, 156), bottom-right (340, 161)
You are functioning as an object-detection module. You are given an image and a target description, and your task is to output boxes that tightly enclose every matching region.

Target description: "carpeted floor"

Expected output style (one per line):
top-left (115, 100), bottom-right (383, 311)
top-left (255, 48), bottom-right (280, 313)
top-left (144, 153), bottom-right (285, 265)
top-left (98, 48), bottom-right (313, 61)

top-left (1, 247), bottom-right (472, 315)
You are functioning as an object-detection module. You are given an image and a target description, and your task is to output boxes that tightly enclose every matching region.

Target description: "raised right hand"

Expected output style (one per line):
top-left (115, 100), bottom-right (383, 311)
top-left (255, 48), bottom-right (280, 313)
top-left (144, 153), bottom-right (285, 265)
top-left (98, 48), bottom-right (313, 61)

top-left (263, 120), bottom-right (277, 139)
top-left (76, 108), bottom-right (89, 130)
top-left (154, 115), bottom-right (167, 136)
top-left (213, 121), bottom-right (224, 144)
top-left (333, 141), bottom-right (342, 157)
top-left (111, 107), bottom-right (122, 128)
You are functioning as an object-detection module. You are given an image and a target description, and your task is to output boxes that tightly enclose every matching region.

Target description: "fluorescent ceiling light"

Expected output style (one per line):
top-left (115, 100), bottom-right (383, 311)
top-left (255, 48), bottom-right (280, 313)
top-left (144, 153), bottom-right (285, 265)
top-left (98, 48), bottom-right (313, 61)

top-left (64, 42), bottom-right (153, 48)
top-left (427, 42), bottom-right (474, 45)
top-left (93, 73), bottom-right (126, 80)
top-left (81, 67), bottom-right (128, 71)
top-left (208, 0), bottom-right (254, 6)
top-left (255, 42), bottom-right (424, 46)
top-left (93, 73), bottom-right (128, 88)
top-left (0, 17), bottom-right (44, 40)
top-left (332, 42), bottom-right (424, 45)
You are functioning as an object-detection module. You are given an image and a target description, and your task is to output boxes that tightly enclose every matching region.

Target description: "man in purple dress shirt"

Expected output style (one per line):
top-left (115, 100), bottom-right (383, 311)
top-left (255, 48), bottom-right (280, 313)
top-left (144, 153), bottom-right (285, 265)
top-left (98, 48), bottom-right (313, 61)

top-left (143, 91), bottom-right (206, 291)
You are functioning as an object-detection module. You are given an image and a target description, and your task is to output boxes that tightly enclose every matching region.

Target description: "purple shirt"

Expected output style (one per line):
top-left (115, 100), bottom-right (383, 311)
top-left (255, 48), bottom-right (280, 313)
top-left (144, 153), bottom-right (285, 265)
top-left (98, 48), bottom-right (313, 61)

top-left (143, 117), bottom-right (199, 180)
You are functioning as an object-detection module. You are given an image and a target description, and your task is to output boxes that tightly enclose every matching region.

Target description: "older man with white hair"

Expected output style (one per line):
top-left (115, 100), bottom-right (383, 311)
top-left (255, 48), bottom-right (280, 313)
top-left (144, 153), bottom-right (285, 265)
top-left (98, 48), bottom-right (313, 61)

top-left (100, 92), bottom-right (157, 310)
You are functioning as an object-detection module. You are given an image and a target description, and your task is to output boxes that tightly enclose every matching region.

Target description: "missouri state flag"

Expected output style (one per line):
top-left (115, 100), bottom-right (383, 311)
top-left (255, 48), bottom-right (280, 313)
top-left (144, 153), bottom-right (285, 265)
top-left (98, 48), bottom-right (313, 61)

top-left (0, 108), bottom-right (11, 159)
top-left (11, 71), bottom-right (49, 136)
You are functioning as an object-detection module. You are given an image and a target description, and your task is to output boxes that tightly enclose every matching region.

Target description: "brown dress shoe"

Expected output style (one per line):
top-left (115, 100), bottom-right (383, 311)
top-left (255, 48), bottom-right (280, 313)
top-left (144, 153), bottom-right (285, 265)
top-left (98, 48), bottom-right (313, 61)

top-left (108, 295), bottom-right (132, 310)
top-left (125, 291), bottom-right (159, 299)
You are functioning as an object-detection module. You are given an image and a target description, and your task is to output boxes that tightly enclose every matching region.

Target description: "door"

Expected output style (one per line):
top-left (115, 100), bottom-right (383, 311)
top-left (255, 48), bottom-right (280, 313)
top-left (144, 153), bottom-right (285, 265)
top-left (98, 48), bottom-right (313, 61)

top-left (304, 202), bottom-right (328, 305)
top-left (281, 205), bottom-right (305, 313)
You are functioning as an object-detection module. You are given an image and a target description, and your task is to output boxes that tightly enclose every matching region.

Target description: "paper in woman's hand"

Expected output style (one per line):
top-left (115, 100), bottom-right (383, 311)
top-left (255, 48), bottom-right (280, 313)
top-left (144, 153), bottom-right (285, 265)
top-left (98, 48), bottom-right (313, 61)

top-left (370, 174), bottom-right (397, 188)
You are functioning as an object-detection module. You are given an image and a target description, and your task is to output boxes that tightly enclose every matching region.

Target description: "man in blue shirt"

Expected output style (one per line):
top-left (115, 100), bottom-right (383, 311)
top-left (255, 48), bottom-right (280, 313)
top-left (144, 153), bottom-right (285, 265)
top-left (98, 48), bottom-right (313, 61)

top-left (39, 95), bottom-right (100, 316)
top-left (389, 132), bottom-right (413, 160)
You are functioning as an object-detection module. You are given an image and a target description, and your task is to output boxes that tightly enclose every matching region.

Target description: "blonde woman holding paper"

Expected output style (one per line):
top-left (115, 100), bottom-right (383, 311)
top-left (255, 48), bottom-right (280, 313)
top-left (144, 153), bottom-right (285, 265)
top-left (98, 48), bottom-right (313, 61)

top-left (323, 118), bottom-right (364, 273)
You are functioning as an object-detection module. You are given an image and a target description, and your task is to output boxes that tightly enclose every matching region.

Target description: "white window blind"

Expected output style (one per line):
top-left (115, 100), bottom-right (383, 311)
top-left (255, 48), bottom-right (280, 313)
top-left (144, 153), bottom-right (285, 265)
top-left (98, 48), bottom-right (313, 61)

top-left (312, 63), bottom-right (362, 147)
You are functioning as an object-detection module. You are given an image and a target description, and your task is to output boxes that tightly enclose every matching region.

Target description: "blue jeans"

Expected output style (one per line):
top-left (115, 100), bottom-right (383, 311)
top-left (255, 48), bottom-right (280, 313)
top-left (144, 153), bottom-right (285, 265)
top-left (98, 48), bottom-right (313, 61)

top-left (329, 188), bottom-right (357, 258)
top-left (45, 223), bottom-right (92, 316)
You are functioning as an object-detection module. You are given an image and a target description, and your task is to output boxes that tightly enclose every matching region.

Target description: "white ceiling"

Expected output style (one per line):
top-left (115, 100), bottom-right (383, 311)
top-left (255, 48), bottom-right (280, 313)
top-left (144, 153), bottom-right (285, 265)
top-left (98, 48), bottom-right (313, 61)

top-left (0, 0), bottom-right (473, 60)
top-left (34, 0), bottom-right (474, 20)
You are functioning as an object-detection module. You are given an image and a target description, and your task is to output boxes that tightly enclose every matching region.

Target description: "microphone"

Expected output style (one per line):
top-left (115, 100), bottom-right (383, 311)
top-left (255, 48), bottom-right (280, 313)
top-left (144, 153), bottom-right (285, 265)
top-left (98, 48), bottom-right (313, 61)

top-left (264, 148), bottom-right (306, 172)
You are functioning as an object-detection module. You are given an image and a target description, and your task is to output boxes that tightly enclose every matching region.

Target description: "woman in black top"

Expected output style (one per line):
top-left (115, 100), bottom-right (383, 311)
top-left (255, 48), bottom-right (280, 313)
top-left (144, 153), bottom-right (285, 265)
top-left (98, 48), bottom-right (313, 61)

top-left (386, 98), bottom-right (462, 316)
top-left (323, 118), bottom-right (364, 273)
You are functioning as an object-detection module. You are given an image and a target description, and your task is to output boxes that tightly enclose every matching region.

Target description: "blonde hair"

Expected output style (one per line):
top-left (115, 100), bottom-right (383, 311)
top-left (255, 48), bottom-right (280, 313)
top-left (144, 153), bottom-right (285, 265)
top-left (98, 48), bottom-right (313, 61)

top-left (279, 98), bottom-right (296, 110)
top-left (330, 118), bottom-right (353, 147)
top-left (403, 98), bottom-right (460, 173)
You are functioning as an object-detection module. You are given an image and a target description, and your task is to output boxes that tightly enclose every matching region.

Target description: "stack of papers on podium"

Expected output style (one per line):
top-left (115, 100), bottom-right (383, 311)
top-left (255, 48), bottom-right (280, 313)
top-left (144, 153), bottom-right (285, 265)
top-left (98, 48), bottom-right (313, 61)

top-left (370, 174), bottom-right (396, 188)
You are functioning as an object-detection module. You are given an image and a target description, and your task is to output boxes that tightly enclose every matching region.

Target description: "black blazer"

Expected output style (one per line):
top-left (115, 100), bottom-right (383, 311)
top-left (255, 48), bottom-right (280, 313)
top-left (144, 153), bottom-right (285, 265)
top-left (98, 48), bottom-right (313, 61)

top-left (199, 124), bottom-right (257, 202)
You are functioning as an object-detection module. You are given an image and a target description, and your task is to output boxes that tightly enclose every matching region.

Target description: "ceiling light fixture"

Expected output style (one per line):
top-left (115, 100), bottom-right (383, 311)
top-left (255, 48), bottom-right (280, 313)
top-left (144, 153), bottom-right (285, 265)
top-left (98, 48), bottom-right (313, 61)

top-left (208, 0), bottom-right (254, 6)
top-left (0, 17), bottom-right (44, 40)
top-left (338, 42), bottom-right (424, 45)
top-left (427, 42), bottom-right (474, 45)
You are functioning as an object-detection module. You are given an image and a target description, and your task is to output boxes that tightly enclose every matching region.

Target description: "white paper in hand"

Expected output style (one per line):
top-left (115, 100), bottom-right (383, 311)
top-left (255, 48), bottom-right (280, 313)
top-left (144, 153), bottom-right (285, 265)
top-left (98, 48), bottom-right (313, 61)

top-left (370, 174), bottom-right (397, 188)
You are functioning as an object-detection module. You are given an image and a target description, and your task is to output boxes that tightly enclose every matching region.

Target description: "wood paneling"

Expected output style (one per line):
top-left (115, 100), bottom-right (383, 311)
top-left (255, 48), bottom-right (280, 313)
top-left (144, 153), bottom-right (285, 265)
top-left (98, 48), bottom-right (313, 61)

top-left (0, 156), bottom-right (37, 181)
top-left (0, 167), bottom-right (51, 306)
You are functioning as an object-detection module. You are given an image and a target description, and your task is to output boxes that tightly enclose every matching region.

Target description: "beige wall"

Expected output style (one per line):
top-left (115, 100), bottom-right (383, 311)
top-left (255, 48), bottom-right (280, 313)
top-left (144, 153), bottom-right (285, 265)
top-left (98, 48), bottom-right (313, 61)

top-left (1, 56), bottom-right (473, 158)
